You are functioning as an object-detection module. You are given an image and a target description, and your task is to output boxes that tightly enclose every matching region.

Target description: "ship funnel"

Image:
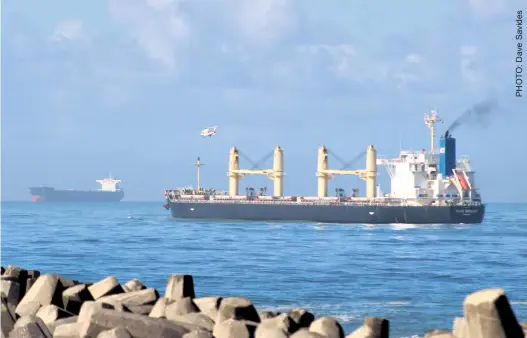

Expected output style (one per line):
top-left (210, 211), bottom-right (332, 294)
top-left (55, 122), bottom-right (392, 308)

top-left (439, 132), bottom-right (456, 178)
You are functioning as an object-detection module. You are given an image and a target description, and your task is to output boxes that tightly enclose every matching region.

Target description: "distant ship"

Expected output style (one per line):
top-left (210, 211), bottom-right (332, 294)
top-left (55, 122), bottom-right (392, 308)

top-left (163, 110), bottom-right (485, 224)
top-left (29, 176), bottom-right (124, 202)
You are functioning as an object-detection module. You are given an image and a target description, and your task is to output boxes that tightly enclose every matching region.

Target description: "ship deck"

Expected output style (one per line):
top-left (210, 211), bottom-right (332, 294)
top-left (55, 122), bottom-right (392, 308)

top-left (167, 198), bottom-right (483, 208)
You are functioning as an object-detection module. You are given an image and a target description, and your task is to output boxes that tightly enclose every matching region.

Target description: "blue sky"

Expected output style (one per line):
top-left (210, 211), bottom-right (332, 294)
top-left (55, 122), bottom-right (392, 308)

top-left (2, 0), bottom-right (526, 202)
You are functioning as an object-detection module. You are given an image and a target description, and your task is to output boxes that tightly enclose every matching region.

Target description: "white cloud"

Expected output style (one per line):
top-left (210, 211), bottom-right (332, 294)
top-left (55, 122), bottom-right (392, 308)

top-left (297, 44), bottom-right (357, 79)
top-left (296, 45), bottom-right (427, 88)
top-left (391, 53), bottom-right (426, 88)
top-left (466, 0), bottom-right (508, 19)
top-left (299, 44), bottom-right (356, 57)
top-left (406, 54), bottom-right (421, 64)
top-left (51, 19), bottom-right (84, 41)
top-left (229, 0), bottom-right (297, 46)
top-left (460, 45), bottom-right (477, 57)
top-left (108, 0), bottom-right (189, 72)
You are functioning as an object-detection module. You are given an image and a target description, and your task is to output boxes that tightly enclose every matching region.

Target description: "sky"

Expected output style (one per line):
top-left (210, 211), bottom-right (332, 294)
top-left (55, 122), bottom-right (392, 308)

top-left (1, 0), bottom-right (526, 202)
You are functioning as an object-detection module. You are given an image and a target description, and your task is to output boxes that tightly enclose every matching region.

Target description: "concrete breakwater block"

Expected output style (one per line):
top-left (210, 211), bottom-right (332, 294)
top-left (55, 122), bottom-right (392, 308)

top-left (462, 288), bottom-right (524, 338)
top-left (1, 265), bottom-right (525, 338)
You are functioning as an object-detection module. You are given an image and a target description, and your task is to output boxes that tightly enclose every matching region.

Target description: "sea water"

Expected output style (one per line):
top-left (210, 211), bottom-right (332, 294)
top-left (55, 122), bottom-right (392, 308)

top-left (1, 202), bottom-right (526, 337)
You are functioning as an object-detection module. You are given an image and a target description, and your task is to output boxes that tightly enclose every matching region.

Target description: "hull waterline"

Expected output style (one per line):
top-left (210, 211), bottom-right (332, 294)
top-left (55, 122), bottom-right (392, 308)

top-left (168, 201), bottom-right (485, 224)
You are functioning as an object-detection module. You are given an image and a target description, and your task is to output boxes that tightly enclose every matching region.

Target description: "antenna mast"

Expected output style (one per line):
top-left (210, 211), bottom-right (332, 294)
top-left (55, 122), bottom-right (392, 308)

top-left (193, 157), bottom-right (204, 191)
top-left (424, 110), bottom-right (442, 154)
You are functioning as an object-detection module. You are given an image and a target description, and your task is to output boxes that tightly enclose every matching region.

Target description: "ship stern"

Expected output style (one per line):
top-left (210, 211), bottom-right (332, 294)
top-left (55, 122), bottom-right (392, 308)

top-left (451, 204), bottom-right (485, 224)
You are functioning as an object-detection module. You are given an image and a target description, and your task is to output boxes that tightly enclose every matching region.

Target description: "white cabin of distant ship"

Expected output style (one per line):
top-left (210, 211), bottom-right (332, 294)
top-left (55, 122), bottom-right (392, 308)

top-left (96, 177), bottom-right (122, 192)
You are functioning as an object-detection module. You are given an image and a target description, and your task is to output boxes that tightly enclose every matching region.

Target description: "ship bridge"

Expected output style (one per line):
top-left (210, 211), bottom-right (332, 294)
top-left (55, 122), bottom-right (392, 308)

top-left (96, 177), bottom-right (122, 192)
top-left (374, 110), bottom-right (480, 202)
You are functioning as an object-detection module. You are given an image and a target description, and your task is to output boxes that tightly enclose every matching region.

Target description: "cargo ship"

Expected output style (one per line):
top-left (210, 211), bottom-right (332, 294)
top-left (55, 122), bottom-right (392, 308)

top-left (29, 177), bottom-right (124, 202)
top-left (164, 111), bottom-right (485, 224)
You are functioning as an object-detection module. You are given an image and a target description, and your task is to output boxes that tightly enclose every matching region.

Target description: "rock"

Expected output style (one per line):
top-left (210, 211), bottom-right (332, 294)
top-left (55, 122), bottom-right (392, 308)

top-left (56, 276), bottom-right (78, 289)
top-left (259, 310), bottom-right (280, 319)
top-left (309, 316), bottom-right (344, 338)
top-left (256, 313), bottom-right (298, 336)
top-left (79, 300), bottom-right (119, 313)
top-left (165, 274), bottom-right (195, 301)
top-left (24, 272), bottom-right (41, 298)
top-left (255, 314), bottom-right (296, 338)
top-left (1, 297), bottom-right (16, 337)
top-left (98, 288), bottom-right (159, 308)
top-left (213, 318), bottom-right (255, 338)
top-left (25, 278), bottom-right (36, 297)
top-left (452, 317), bottom-right (467, 338)
top-left (53, 322), bottom-right (82, 338)
top-left (288, 308), bottom-right (315, 328)
top-left (166, 297), bottom-right (200, 317)
top-left (99, 300), bottom-right (132, 313)
top-left (149, 297), bottom-right (170, 318)
top-left (346, 316), bottom-right (389, 338)
top-left (8, 324), bottom-right (50, 338)
top-left (168, 313), bottom-right (215, 331)
top-left (3, 265), bottom-right (28, 280)
top-left (11, 315), bottom-right (52, 338)
top-left (1, 280), bottom-right (21, 307)
top-left (45, 316), bottom-right (78, 335)
top-left (35, 304), bottom-right (74, 324)
top-left (15, 274), bottom-right (65, 317)
top-left (216, 297), bottom-right (260, 323)
top-left (193, 296), bottom-right (222, 321)
top-left (27, 270), bottom-right (41, 279)
top-left (63, 284), bottom-right (94, 315)
top-left (96, 327), bottom-right (132, 338)
top-left (291, 328), bottom-right (326, 337)
top-left (123, 279), bottom-right (146, 292)
top-left (1, 267), bottom-right (4, 275)
top-left (88, 276), bottom-right (124, 300)
top-left (77, 300), bottom-right (191, 338)
top-left (126, 304), bottom-right (154, 315)
top-left (424, 330), bottom-right (456, 337)
top-left (182, 330), bottom-right (213, 338)
top-left (7, 268), bottom-right (527, 338)
top-left (463, 288), bottom-right (524, 338)
top-left (255, 325), bottom-right (288, 338)
top-left (2, 266), bottom-right (28, 303)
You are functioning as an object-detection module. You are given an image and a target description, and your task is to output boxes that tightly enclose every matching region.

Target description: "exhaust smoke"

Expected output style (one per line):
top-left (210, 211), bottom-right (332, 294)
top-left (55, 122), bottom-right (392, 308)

top-left (446, 98), bottom-right (498, 135)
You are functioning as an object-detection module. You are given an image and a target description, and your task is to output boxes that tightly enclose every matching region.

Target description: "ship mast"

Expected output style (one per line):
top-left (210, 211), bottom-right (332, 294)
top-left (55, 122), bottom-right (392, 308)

top-left (424, 110), bottom-right (442, 154)
top-left (193, 157), bottom-right (204, 192)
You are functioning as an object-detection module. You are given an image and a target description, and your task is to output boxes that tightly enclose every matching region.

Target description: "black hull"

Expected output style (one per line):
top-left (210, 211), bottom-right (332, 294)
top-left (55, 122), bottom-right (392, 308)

top-left (29, 187), bottom-right (124, 202)
top-left (169, 202), bottom-right (485, 224)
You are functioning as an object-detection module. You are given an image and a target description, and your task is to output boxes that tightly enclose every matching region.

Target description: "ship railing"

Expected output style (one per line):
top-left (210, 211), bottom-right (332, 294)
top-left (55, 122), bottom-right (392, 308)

top-left (166, 194), bottom-right (483, 207)
top-left (167, 198), bottom-right (431, 207)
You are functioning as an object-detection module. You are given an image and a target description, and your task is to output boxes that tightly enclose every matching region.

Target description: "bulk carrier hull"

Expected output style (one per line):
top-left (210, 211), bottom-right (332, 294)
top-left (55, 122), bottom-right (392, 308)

top-left (29, 187), bottom-right (124, 202)
top-left (168, 201), bottom-right (485, 224)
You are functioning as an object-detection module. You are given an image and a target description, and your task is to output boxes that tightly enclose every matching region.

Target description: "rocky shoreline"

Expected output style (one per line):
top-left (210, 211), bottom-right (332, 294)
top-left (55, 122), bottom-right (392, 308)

top-left (1, 265), bottom-right (525, 338)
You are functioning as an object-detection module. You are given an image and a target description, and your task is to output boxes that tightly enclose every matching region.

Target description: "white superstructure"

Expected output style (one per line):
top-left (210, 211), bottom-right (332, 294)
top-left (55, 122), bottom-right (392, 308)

top-left (377, 111), bottom-right (480, 203)
top-left (96, 176), bottom-right (122, 192)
